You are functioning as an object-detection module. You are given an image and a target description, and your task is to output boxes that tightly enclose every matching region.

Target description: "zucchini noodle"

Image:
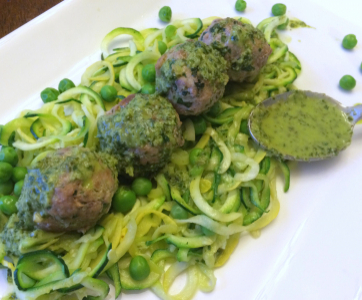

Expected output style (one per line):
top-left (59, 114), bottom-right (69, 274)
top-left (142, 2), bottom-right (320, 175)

top-left (0, 10), bottom-right (301, 300)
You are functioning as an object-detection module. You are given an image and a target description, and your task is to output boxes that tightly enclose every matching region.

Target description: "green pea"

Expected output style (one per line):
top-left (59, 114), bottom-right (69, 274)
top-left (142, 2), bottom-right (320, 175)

top-left (100, 85), bottom-right (118, 102)
top-left (272, 3), bottom-right (287, 16)
top-left (0, 147), bottom-right (18, 167)
top-left (158, 41), bottom-right (167, 54)
top-left (170, 204), bottom-right (188, 220)
top-left (14, 180), bottom-right (24, 197)
top-left (191, 116), bottom-right (207, 135)
top-left (132, 178), bottom-right (152, 196)
top-left (112, 186), bottom-right (137, 214)
top-left (159, 6), bottom-right (172, 23)
top-left (339, 75), bottom-right (356, 90)
top-left (207, 101), bottom-right (222, 117)
top-left (142, 64), bottom-right (156, 82)
top-left (0, 195), bottom-right (18, 215)
top-left (12, 167), bottom-right (27, 182)
top-left (189, 148), bottom-right (203, 166)
top-left (129, 256), bottom-right (150, 281)
top-left (342, 34), bottom-right (357, 49)
top-left (0, 162), bottom-right (13, 183)
top-left (40, 87), bottom-right (59, 103)
top-left (277, 18), bottom-right (289, 30)
top-left (58, 78), bottom-right (75, 93)
top-left (0, 181), bottom-right (14, 195)
top-left (141, 83), bottom-right (155, 94)
top-left (235, 0), bottom-right (247, 12)
top-left (165, 25), bottom-right (177, 39)
top-left (201, 226), bottom-right (215, 236)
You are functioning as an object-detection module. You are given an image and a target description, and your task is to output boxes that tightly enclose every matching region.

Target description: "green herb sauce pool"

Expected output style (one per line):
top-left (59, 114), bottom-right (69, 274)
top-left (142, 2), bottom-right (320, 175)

top-left (250, 91), bottom-right (353, 160)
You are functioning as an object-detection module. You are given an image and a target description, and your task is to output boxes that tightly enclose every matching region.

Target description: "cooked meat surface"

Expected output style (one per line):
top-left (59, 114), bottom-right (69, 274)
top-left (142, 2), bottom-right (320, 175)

top-left (155, 40), bottom-right (229, 115)
top-left (16, 147), bottom-right (118, 233)
top-left (199, 18), bottom-right (272, 82)
top-left (97, 93), bottom-right (184, 177)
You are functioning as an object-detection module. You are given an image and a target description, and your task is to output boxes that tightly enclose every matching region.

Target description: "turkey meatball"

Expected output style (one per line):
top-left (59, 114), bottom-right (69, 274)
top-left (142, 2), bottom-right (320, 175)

top-left (97, 94), bottom-right (184, 177)
top-left (155, 40), bottom-right (229, 115)
top-left (199, 18), bottom-right (272, 82)
top-left (16, 147), bottom-right (118, 233)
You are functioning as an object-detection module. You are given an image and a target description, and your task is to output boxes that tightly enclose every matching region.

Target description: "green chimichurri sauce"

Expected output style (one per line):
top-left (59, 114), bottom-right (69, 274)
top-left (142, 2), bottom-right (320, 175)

top-left (250, 91), bottom-right (353, 160)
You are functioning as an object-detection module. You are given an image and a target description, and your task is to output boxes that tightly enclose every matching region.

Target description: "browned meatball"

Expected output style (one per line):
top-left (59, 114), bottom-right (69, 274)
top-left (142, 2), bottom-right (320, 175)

top-left (155, 40), bottom-right (229, 115)
top-left (199, 18), bottom-right (272, 82)
top-left (16, 147), bottom-right (118, 233)
top-left (97, 94), bottom-right (184, 177)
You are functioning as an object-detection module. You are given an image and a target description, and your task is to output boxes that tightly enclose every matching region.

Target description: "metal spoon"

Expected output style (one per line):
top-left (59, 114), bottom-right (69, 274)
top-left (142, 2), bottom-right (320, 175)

top-left (248, 90), bottom-right (362, 161)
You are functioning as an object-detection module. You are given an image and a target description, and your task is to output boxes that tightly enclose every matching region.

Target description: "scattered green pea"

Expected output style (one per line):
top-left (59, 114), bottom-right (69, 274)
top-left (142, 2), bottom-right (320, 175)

top-left (132, 178), bottom-right (152, 196)
top-left (339, 75), bottom-right (356, 90)
top-left (40, 87), bottom-right (59, 103)
top-left (170, 204), bottom-right (188, 220)
top-left (165, 25), bottom-right (177, 39)
top-left (100, 85), bottom-right (118, 102)
top-left (141, 83), bottom-right (155, 94)
top-left (0, 147), bottom-right (18, 167)
top-left (142, 64), bottom-right (156, 82)
top-left (0, 162), bottom-right (13, 183)
top-left (58, 78), bottom-right (75, 93)
top-left (0, 181), bottom-right (14, 196)
top-left (159, 6), bottom-right (172, 23)
top-left (129, 256), bottom-right (150, 281)
top-left (14, 180), bottom-right (24, 197)
top-left (112, 186), bottom-right (137, 214)
top-left (235, 0), bottom-right (247, 12)
top-left (342, 34), bottom-right (357, 49)
top-left (0, 195), bottom-right (18, 215)
top-left (158, 41), bottom-right (167, 54)
top-left (272, 3), bottom-right (287, 16)
top-left (12, 167), bottom-right (27, 182)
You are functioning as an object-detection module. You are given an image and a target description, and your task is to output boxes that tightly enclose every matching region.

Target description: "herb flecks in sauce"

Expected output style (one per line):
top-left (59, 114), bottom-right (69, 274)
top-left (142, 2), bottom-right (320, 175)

top-left (250, 91), bottom-right (353, 160)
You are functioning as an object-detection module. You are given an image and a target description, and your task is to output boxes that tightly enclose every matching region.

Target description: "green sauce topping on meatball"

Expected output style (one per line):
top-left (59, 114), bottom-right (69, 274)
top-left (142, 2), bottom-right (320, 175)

top-left (16, 147), bottom-right (118, 232)
top-left (97, 94), bottom-right (183, 177)
top-left (200, 18), bottom-right (271, 82)
top-left (155, 40), bottom-right (229, 116)
top-left (157, 41), bottom-right (228, 93)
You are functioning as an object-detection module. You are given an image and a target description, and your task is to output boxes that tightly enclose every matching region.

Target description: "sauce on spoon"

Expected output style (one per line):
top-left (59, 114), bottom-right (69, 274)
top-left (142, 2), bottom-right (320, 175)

top-left (249, 90), bottom-right (354, 161)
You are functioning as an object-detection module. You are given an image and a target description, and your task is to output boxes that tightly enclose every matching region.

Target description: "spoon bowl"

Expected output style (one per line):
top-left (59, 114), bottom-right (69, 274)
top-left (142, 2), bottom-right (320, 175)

top-left (248, 90), bottom-right (362, 161)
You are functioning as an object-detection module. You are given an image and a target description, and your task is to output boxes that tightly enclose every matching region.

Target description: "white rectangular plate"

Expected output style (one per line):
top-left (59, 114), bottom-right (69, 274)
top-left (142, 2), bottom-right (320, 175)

top-left (1, 0), bottom-right (362, 299)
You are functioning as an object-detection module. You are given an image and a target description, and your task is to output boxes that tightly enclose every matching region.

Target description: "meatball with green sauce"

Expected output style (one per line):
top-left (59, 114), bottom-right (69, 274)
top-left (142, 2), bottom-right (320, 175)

top-left (97, 94), bottom-right (184, 177)
top-left (199, 18), bottom-right (272, 82)
top-left (16, 147), bottom-right (118, 233)
top-left (155, 40), bottom-right (229, 115)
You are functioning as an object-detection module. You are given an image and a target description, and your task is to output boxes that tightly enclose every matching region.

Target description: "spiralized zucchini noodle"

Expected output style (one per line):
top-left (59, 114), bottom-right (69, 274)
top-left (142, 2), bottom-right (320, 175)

top-left (0, 14), bottom-right (298, 300)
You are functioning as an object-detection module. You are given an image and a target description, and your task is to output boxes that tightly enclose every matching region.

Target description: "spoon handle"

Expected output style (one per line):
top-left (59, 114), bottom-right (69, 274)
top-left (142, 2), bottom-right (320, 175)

top-left (344, 104), bottom-right (362, 125)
